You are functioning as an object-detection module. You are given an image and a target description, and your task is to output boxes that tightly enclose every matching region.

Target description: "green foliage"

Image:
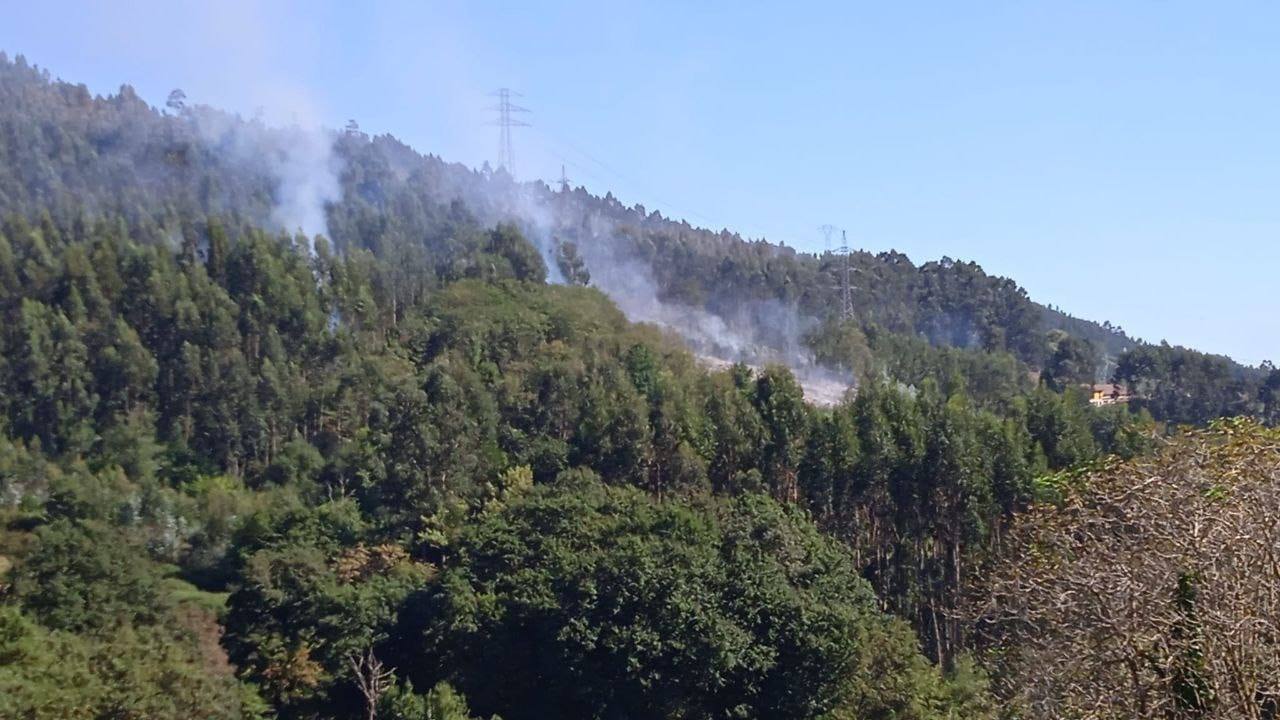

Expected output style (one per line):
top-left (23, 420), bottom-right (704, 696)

top-left (409, 479), bottom-right (987, 720)
top-left (479, 223), bottom-right (548, 284)
top-left (1170, 572), bottom-right (1214, 717)
top-left (806, 315), bottom-right (873, 375)
top-left (12, 519), bottom-right (165, 632)
top-left (0, 51), bottom-right (1142, 378)
top-left (554, 239), bottom-right (590, 286)
top-left (0, 204), bottom-right (1158, 716)
top-left (1026, 385), bottom-right (1097, 468)
top-left (0, 53), bottom-right (1209, 719)
top-left (379, 681), bottom-right (492, 720)
top-left (752, 364), bottom-right (809, 501)
top-left (1040, 329), bottom-right (1099, 391)
top-left (222, 501), bottom-right (434, 716)
top-left (1116, 342), bottom-right (1267, 425)
top-left (862, 325), bottom-right (1034, 409)
top-left (0, 605), bottom-right (260, 720)
top-left (1258, 363), bottom-right (1280, 426)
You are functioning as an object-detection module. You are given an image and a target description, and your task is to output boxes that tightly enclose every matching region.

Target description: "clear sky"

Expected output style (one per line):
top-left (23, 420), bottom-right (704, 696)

top-left (3, 1), bottom-right (1277, 364)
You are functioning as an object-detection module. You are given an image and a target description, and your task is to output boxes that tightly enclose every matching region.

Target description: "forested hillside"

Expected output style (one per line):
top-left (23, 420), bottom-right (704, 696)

top-left (0, 52), bottom-right (1277, 719)
top-left (3, 50), bottom-right (1040, 355)
top-left (0, 208), bottom-right (1154, 717)
top-left (3, 52), bottom-right (1274, 427)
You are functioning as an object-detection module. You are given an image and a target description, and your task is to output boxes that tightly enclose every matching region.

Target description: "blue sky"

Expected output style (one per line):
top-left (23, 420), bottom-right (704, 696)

top-left (3, 1), bottom-right (1277, 364)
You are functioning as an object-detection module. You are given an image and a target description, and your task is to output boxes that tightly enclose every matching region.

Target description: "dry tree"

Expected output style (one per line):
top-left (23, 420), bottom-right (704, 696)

top-left (969, 419), bottom-right (1280, 719)
top-left (349, 647), bottom-right (395, 720)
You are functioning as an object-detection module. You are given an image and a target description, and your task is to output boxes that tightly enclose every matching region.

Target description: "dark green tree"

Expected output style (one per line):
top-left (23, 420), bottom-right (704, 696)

top-left (406, 479), bottom-right (990, 720)
top-left (12, 519), bottom-right (164, 632)
top-left (1040, 330), bottom-right (1098, 391)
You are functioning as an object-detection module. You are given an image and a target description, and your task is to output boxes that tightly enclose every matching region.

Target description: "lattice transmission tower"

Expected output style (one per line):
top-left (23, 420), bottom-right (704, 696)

top-left (836, 230), bottom-right (854, 320)
top-left (488, 88), bottom-right (531, 177)
top-left (819, 225), bottom-right (855, 321)
top-left (818, 224), bottom-right (837, 251)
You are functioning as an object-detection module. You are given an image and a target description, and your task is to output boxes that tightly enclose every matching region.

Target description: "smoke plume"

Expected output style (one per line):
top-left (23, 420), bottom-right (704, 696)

top-left (477, 183), bottom-right (855, 405)
top-left (189, 108), bottom-right (341, 247)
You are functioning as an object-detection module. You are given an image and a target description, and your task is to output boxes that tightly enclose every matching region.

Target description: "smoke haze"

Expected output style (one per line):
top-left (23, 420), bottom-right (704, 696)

top-left (190, 109), bottom-right (342, 246)
top-left (479, 183), bottom-right (855, 404)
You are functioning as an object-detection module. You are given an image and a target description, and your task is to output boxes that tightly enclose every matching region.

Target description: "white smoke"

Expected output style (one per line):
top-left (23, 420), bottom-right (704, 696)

top-left (484, 186), bottom-right (854, 404)
top-left (189, 108), bottom-right (341, 248)
top-left (266, 123), bottom-right (341, 243)
top-left (509, 181), bottom-right (567, 284)
top-left (86, 0), bottom-right (343, 249)
top-left (597, 250), bottom-right (854, 405)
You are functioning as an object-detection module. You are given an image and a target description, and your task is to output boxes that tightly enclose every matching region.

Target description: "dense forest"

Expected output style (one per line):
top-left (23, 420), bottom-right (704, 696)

top-left (0, 52), bottom-right (1277, 719)
top-left (0, 209), bottom-right (1147, 718)
top-left (2, 50), bottom-right (1273, 423)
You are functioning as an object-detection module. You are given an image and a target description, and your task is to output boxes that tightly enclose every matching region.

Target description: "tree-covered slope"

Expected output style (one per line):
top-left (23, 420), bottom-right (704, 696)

top-left (4, 50), bottom-right (1274, 426)
top-left (0, 51), bottom-right (1271, 719)
top-left (0, 204), bottom-right (1157, 717)
top-left (0, 53), bottom-right (1143, 370)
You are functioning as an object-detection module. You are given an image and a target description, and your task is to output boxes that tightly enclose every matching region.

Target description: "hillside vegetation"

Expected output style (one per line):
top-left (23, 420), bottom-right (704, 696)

top-left (975, 419), bottom-right (1280, 719)
top-left (0, 52), bottom-right (1275, 719)
top-left (5, 50), bottom-right (1273, 425)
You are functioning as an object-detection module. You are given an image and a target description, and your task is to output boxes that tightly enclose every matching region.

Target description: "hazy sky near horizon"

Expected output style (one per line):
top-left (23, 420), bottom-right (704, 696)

top-left (3, 1), bottom-right (1277, 364)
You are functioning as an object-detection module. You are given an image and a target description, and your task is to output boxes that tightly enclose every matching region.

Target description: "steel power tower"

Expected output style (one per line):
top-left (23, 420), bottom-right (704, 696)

top-left (819, 225), bottom-right (855, 320)
top-left (488, 89), bottom-right (530, 177)
top-left (836, 230), bottom-right (854, 320)
top-left (818, 224), bottom-right (837, 252)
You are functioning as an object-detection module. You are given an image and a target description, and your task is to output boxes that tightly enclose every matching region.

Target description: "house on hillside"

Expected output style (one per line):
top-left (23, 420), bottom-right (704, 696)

top-left (1086, 383), bottom-right (1132, 406)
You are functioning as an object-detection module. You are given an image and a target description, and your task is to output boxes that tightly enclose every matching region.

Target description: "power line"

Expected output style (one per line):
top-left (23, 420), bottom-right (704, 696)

top-left (487, 88), bottom-right (530, 177)
top-left (537, 128), bottom-right (713, 224)
top-left (486, 102), bottom-right (777, 244)
top-left (531, 125), bottom-right (773, 237)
